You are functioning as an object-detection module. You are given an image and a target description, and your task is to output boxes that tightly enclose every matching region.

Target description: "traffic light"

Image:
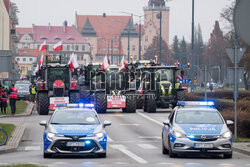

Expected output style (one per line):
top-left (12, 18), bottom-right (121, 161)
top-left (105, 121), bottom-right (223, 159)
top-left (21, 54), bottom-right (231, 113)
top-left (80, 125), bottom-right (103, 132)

top-left (187, 62), bottom-right (191, 68)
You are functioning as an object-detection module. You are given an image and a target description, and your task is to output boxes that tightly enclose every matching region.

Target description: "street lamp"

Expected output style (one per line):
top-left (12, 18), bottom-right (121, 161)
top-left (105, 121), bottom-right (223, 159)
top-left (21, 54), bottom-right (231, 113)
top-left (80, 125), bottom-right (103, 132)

top-left (191, 0), bottom-right (195, 93)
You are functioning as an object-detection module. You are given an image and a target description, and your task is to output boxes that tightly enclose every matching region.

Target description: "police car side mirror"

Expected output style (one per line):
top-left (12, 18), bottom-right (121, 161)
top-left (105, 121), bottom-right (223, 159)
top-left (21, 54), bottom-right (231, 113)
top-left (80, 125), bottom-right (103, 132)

top-left (226, 120), bottom-right (234, 125)
top-left (39, 120), bottom-right (47, 127)
top-left (103, 120), bottom-right (111, 128)
top-left (163, 120), bottom-right (170, 126)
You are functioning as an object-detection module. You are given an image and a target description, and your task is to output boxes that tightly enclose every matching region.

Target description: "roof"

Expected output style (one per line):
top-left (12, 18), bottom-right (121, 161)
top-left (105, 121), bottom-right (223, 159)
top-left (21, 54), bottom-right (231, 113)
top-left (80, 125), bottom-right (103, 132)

top-left (33, 25), bottom-right (87, 44)
top-left (177, 106), bottom-right (218, 112)
top-left (18, 49), bottom-right (48, 57)
top-left (3, 0), bottom-right (9, 13)
top-left (16, 27), bottom-right (33, 34)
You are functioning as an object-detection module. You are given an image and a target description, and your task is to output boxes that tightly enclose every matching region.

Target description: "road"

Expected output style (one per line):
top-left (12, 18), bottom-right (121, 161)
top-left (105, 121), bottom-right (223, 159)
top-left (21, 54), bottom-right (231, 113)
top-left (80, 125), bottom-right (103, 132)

top-left (0, 108), bottom-right (250, 167)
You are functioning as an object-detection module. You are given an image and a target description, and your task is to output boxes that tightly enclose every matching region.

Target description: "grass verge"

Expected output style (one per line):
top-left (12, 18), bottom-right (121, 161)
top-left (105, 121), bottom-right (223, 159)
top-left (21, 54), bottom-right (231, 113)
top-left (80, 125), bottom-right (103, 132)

top-left (0, 123), bottom-right (15, 144)
top-left (0, 164), bottom-right (45, 167)
top-left (233, 137), bottom-right (250, 142)
top-left (0, 101), bottom-right (28, 115)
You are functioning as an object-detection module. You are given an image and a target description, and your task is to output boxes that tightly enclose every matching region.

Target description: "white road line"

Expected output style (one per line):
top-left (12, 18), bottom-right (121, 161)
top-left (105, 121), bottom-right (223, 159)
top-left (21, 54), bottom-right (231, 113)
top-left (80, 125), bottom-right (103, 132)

top-left (158, 162), bottom-right (175, 165)
top-left (245, 164), bottom-right (250, 166)
top-left (24, 146), bottom-right (41, 151)
top-left (120, 124), bottom-right (140, 126)
top-left (110, 144), bottom-right (148, 164)
top-left (218, 164), bottom-right (234, 166)
top-left (107, 135), bottom-right (113, 142)
top-left (137, 112), bottom-right (163, 126)
top-left (137, 143), bottom-right (157, 149)
top-left (139, 136), bottom-right (161, 139)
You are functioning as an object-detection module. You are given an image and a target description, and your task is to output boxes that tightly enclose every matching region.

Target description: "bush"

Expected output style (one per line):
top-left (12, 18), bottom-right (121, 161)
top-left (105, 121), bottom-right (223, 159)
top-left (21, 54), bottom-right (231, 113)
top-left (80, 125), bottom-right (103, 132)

top-left (195, 90), bottom-right (250, 100)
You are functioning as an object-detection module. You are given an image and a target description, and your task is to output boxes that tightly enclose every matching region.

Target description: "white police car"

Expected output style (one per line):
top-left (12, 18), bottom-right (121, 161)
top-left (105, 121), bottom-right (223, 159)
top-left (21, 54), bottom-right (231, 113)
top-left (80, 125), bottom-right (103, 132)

top-left (40, 103), bottom-right (111, 158)
top-left (162, 101), bottom-right (233, 158)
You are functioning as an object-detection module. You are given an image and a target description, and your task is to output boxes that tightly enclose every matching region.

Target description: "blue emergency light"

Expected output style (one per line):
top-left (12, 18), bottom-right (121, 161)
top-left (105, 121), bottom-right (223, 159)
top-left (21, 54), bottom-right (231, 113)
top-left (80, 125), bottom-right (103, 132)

top-left (55, 103), bottom-right (95, 108)
top-left (177, 101), bottom-right (215, 107)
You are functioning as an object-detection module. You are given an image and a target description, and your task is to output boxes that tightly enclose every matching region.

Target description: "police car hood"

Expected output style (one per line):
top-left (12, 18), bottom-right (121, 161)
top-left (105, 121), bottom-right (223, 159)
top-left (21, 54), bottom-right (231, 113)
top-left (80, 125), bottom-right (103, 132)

top-left (49, 124), bottom-right (102, 136)
top-left (177, 124), bottom-right (226, 135)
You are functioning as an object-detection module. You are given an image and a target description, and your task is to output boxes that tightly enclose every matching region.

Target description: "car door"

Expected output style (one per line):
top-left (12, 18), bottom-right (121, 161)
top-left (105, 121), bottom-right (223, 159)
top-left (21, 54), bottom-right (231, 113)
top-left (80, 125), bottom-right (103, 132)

top-left (162, 109), bottom-right (175, 147)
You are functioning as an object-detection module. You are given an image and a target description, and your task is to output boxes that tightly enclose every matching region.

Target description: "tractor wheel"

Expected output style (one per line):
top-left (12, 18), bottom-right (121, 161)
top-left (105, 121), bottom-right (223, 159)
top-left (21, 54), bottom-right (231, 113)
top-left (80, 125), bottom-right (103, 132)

top-left (95, 92), bottom-right (107, 113)
top-left (70, 92), bottom-right (80, 103)
top-left (177, 90), bottom-right (185, 101)
top-left (123, 93), bottom-right (136, 113)
top-left (79, 85), bottom-right (91, 103)
top-left (38, 93), bottom-right (49, 115)
top-left (144, 93), bottom-right (156, 113)
top-left (136, 95), bottom-right (143, 109)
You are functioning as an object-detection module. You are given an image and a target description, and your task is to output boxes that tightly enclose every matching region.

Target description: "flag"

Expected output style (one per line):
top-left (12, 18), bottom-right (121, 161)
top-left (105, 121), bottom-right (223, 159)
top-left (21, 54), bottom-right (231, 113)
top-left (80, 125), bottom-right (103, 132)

top-left (36, 54), bottom-right (45, 72)
top-left (68, 53), bottom-right (79, 71)
top-left (53, 41), bottom-right (62, 52)
top-left (37, 41), bottom-right (46, 52)
top-left (101, 55), bottom-right (110, 70)
top-left (120, 56), bottom-right (126, 70)
top-left (138, 76), bottom-right (147, 94)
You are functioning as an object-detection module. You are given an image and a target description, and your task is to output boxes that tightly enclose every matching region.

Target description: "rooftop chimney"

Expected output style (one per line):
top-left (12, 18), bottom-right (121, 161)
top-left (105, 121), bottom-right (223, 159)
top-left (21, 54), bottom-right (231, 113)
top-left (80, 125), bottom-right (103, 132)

top-left (48, 22), bottom-right (51, 32)
top-left (103, 13), bottom-right (106, 18)
top-left (63, 20), bottom-right (68, 33)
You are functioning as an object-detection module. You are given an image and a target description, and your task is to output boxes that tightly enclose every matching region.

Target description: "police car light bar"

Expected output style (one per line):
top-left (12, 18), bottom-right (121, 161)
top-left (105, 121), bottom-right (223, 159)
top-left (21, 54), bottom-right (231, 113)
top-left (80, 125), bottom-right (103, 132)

top-left (55, 103), bottom-right (95, 108)
top-left (177, 101), bottom-right (215, 106)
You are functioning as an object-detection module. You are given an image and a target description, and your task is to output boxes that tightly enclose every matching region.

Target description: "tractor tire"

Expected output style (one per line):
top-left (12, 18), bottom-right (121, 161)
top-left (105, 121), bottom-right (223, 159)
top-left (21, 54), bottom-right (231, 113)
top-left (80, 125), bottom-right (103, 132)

top-left (38, 93), bottom-right (49, 115)
top-left (79, 85), bottom-right (91, 103)
top-left (70, 92), bottom-right (80, 103)
top-left (136, 95), bottom-right (143, 109)
top-left (177, 90), bottom-right (185, 101)
top-left (144, 93), bottom-right (156, 113)
top-left (123, 93), bottom-right (136, 113)
top-left (95, 92), bottom-right (107, 113)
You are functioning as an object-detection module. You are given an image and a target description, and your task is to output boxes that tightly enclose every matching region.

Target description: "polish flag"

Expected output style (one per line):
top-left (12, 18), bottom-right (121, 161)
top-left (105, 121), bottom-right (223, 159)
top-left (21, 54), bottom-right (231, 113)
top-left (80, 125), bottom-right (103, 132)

top-left (36, 54), bottom-right (45, 72)
top-left (120, 56), bottom-right (126, 70)
top-left (101, 55), bottom-right (110, 70)
top-left (37, 41), bottom-right (47, 52)
top-left (68, 53), bottom-right (79, 71)
top-left (53, 41), bottom-right (62, 52)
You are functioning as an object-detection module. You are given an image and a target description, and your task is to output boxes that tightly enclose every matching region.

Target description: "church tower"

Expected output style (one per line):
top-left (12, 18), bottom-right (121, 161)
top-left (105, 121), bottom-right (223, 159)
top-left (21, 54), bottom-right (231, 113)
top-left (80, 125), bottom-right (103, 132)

top-left (142, 0), bottom-right (170, 54)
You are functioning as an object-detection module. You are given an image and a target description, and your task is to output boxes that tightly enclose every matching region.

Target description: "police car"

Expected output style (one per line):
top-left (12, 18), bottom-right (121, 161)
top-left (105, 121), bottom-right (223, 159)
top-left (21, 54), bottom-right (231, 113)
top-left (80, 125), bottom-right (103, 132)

top-left (162, 101), bottom-right (233, 158)
top-left (39, 103), bottom-right (111, 158)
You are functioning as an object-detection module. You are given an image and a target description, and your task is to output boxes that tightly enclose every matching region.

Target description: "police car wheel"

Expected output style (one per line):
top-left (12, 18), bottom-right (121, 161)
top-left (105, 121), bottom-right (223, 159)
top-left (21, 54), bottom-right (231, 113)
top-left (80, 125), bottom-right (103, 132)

top-left (162, 140), bottom-right (169, 154)
top-left (168, 136), bottom-right (177, 158)
top-left (43, 152), bottom-right (52, 158)
top-left (224, 152), bottom-right (232, 159)
top-left (98, 152), bottom-right (106, 158)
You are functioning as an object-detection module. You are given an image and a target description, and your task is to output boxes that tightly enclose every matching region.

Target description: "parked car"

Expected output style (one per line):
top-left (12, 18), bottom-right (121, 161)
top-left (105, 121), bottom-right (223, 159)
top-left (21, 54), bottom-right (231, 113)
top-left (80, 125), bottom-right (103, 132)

top-left (15, 83), bottom-right (30, 100)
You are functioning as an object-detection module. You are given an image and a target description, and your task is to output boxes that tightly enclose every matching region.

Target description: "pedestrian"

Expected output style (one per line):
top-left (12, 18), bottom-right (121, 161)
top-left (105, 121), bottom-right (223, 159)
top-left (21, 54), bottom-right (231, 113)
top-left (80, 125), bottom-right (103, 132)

top-left (9, 83), bottom-right (18, 115)
top-left (0, 85), bottom-right (2, 113)
top-left (1, 87), bottom-right (8, 114)
top-left (209, 83), bottom-right (213, 92)
top-left (29, 84), bottom-right (37, 102)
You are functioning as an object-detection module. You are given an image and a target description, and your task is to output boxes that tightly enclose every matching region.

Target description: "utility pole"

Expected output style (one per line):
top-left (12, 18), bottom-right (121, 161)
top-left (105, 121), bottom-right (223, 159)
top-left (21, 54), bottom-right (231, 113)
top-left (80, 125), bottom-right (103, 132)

top-left (127, 26), bottom-right (130, 63)
top-left (108, 41), bottom-right (110, 60)
top-left (139, 16), bottom-right (142, 60)
top-left (111, 39), bottom-right (113, 64)
top-left (234, 34), bottom-right (238, 139)
top-left (159, 10), bottom-right (162, 65)
top-left (191, 0), bottom-right (195, 93)
top-left (205, 65), bottom-right (207, 101)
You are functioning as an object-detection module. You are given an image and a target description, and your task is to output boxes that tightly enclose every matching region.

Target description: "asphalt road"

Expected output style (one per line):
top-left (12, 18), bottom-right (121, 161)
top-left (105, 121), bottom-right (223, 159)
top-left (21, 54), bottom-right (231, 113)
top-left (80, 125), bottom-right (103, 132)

top-left (0, 109), bottom-right (250, 167)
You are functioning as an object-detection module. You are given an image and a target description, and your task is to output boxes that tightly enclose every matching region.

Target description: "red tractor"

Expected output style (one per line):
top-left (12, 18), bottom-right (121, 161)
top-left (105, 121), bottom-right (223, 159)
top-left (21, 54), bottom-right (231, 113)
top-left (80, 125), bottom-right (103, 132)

top-left (36, 57), bottom-right (80, 115)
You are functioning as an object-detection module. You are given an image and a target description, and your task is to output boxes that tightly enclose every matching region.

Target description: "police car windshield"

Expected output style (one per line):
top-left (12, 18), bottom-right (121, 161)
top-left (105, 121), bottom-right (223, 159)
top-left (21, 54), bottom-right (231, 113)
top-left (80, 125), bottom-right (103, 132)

top-left (51, 110), bottom-right (100, 125)
top-left (175, 109), bottom-right (224, 124)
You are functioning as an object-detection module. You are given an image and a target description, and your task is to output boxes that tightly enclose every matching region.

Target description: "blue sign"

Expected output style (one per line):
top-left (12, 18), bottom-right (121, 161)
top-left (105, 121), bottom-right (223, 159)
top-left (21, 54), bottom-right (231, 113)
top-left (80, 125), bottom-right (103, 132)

top-left (182, 78), bottom-right (191, 84)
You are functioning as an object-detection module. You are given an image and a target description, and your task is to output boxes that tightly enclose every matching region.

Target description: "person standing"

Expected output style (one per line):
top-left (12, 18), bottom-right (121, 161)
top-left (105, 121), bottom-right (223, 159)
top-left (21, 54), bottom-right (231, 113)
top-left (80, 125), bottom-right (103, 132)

top-left (9, 83), bottom-right (18, 115)
top-left (0, 85), bottom-right (2, 113)
top-left (1, 87), bottom-right (8, 114)
top-left (29, 84), bottom-right (37, 102)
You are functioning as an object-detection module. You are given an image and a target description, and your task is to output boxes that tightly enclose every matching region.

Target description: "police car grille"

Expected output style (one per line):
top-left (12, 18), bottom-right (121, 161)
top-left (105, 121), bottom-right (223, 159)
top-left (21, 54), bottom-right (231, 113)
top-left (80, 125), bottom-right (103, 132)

top-left (189, 135), bottom-right (219, 142)
top-left (51, 140), bottom-right (99, 152)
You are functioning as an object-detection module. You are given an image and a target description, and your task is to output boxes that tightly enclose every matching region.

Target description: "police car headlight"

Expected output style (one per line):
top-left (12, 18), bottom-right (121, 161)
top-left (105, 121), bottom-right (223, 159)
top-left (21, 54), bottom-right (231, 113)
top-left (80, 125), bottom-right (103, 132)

top-left (173, 130), bottom-right (185, 138)
top-left (47, 132), bottom-right (56, 140)
top-left (222, 131), bottom-right (231, 139)
top-left (95, 132), bottom-right (104, 139)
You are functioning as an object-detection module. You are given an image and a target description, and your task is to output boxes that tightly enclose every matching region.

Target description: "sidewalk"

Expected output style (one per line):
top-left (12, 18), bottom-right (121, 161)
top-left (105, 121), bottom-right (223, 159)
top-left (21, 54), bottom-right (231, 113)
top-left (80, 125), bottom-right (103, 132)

top-left (233, 142), bottom-right (250, 156)
top-left (0, 102), bottom-right (34, 154)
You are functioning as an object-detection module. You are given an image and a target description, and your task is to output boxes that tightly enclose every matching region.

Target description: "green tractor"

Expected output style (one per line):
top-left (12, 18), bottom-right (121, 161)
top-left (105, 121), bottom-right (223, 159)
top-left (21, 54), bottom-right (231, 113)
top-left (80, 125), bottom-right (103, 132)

top-left (136, 65), bottom-right (185, 113)
top-left (36, 56), bottom-right (81, 115)
top-left (88, 64), bottom-right (137, 113)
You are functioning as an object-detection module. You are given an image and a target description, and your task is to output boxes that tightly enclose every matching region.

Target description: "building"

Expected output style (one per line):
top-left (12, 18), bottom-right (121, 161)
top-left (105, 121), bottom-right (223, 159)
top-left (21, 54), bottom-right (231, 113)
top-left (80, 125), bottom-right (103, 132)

top-left (75, 14), bottom-right (139, 64)
top-left (16, 27), bottom-right (33, 49)
top-left (0, 0), bottom-right (19, 80)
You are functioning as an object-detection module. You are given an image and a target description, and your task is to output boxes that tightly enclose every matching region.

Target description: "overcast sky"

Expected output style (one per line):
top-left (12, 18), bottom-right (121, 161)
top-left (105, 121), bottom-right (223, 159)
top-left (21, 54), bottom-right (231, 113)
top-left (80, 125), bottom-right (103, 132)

top-left (12, 0), bottom-right (233, 44)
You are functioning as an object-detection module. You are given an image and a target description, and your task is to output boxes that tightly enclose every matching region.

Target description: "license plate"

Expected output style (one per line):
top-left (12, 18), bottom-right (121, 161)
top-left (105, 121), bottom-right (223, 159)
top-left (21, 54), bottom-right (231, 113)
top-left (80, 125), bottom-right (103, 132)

top-left (194, 143), bottom-right (213, 148)
top-left (66, 142), bottom-right (85, 147)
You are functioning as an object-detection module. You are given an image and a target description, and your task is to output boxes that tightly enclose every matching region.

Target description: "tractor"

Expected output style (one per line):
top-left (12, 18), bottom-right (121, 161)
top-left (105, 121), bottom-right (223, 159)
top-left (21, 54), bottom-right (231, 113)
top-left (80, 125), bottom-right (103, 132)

top-left (36, 56), bottom-right (80, 115)
top-left (136, 65), bottom-right (185, 113)
top-left (88, 64), bottom-right (137, 113)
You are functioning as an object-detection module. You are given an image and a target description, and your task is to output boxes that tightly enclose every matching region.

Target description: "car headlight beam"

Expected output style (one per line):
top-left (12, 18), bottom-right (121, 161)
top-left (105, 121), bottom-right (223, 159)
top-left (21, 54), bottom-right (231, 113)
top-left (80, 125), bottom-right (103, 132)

top-left (173, 130), bottom-right (185, 138)
top-left (222, 131), bottom-right (231, 139)
top-left (95, 132), bottom-right (104, 139)
top-left (47, 132), bottom-right (56, 140)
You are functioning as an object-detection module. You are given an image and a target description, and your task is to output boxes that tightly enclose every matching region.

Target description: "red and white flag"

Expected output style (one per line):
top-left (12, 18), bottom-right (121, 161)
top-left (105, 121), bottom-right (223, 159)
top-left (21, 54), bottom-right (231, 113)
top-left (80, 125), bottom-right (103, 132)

top-left (101, 55), bottom-right (110, 70)
top-left (53, 41), bottom-right (62, 52)
top-left (138, 76), bottom-right (147, 94)
top-left (36, 54), bottom-right (45, 72)
top-left (37, 41), bottom-right (47, 52)
top-left (68, 53), bottom-right (79, 71)
top-left (120, 56), bottom-right (126, 70)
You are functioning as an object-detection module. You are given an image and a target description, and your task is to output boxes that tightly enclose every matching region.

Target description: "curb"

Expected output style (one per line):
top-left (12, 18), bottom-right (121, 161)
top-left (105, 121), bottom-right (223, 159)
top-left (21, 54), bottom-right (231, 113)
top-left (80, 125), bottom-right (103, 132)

top-left (0, 102), bottom-right (34, 118)
top-left (233, 147), bottom-right (250, 156)
top-left (0, 126), bottom-right (25, 154)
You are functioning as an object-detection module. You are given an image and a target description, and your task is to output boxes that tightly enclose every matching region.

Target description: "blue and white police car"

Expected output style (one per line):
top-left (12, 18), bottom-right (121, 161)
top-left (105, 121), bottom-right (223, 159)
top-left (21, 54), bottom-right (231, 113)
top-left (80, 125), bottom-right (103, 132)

top-left (162, 101), bottom-right (233, 158)
top-left (39, 103), bottom-right (111, 158)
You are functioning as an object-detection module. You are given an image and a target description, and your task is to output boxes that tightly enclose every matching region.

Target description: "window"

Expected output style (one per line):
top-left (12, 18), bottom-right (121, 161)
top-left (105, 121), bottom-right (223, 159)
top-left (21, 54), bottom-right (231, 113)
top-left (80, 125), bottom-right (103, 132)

top-left (144, 46), bottom-right (147, 51)
top-left (81, 56), bottom-right (84, 60)
top-left (21, 66), bottom-right (25, 72)
top-left (23, 58), bottom-right (26, 62)
top-left (77, 55), bottom-right (80, 60)
top-left (67, 45), bottom-right (70, 51)
top-left (37, 45), bottom-right (40, 49)
top-left (132, 45), bottom-right (136, 51)
top-left (145, 36), bottom-right (148, 42)
top-left (75, 45), bottom-right (79, 51)
top-left (29, 58), bottom-right (33, 62)
top-left (17, 58), bottom-right (20, 61)
top-left (82, 44), bottom-right (85, 51)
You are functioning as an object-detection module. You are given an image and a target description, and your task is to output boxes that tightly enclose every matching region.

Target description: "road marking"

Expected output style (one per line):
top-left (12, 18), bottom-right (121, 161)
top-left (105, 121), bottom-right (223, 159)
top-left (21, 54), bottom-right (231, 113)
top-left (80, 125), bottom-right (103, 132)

top-left (110, 144), bottom-right (148, 164)
top-left (24, 146), bottom-right (41, 151)
top-left (137, 143), bottom-right (157, 149)
top-left (120, 124), bottom-right (140, 126)
top-left (113, 162), bottom-right (129, 165)
top-left (137, 112), bottom-right (163, 126)
top-left (218, 164), bottom-right (234, 166)
top-left (139, 136), bottom-right (161, 139)
top-left (107, 135), bottom-right (113, 142)
top-left (158, 162), bottom-right (175, 165)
